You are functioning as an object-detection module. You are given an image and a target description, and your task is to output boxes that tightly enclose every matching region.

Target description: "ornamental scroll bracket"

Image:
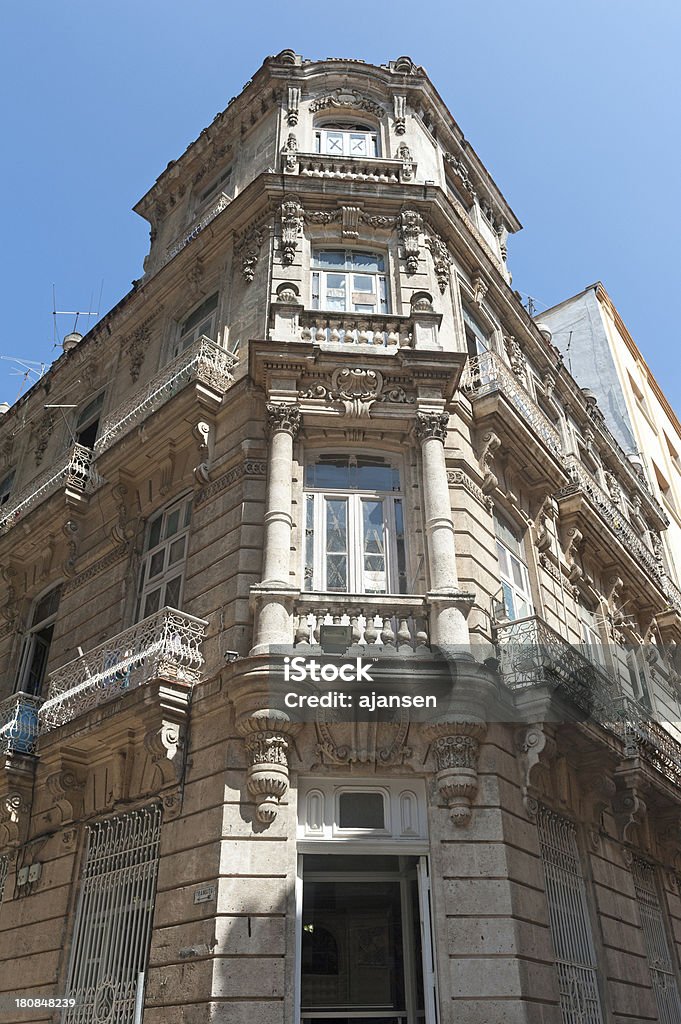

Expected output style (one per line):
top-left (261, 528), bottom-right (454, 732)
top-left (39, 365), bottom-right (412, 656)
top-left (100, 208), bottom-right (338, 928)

top-left (515, 723), bottom-right (557, 819)
top-left (280, 196), bottom-right (304, 265)
top-left (425, 719), bottom-right (487, 826)
top-left (400, 208), bottom-right (422, 274)
top-left (238, 709), bottom-right (300, 826)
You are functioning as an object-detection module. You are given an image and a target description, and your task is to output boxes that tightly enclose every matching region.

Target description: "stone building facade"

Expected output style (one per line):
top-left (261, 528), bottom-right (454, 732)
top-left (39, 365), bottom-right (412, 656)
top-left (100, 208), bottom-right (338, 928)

top-left (1, 49), bottom-right (681, 1024)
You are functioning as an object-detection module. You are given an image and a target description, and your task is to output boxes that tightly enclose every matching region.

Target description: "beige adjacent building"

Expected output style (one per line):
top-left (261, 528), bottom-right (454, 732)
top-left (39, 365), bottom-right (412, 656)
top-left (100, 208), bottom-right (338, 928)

top-left (1, 49), bottom-right (681, 1024)
top-left (541, 282), bottom-right (681, 600)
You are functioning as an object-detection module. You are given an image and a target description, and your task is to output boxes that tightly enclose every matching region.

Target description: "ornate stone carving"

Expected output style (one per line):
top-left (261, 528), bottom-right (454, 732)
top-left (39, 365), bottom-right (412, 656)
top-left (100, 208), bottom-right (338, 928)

top-left (193, 421), bottom-right (211, 483)
top-left (46, 767), bottom-right (86, 822)
top-left (186, 256), bottom-right (204, 297)
top-left (315, 712), bottom-right (411, 767)
top-left (479, 430), bottom-right (501, 494)
top-left (0, 792), bottom-right (30, 848)
top-left (144, 721), bottom-right (186, 788)
top-left (266, 403), bottom-right (301, 438)
top-left (309, 89), bottom-right (385, 118)
top-left (425, 233), bottom-right (451, 293)
top-left (125, 318), bottom-right (155, 383)
top-left (194, 458), bottom-right (267, 509)
top-left (472, 270), bottom-right (488, 307)
top-left (504, 336), bottom-right (527, 381)
top-left (534, 498), bottom-right (554, 554)
top-left (287, 85), bottom-right (300, 126)
top-left (613, 783), bottom-right (647, 845)
top-left (280, 196), bottom-right (303, 265)
top-left (426, 720), bottom-right (487, 826)
top-left (62, 519), bottom-right (80, 578)
top-left (33, 411), bottom-right (54, 466)
top-left (341, 206), bottom-right (361, 238)
top-left (299, 368), bottom-right (414, 418)
top-left (563, 526), bottom-right (584, 583)
top-left (1, 563), bottom-right (18, 625)
top-left (275, 282), bottom-right (300, 305)
top-left (282, 132), bottom-right (298, 174)
top-left (237, 224), bottom-right (265, 283)
top-left (400, 208), bottom-right (422, 274)
top-left (62, 544), bottom-right (128, 596)
top-left (397, 142), bottom-right (415, 181)
top-left (239, 710), bottom-right (299, 825)
top-left (393, 94), bottom-right (406, 134)
top-left (515, 723), bottom-right (556, 818)
top-left (415, 411), bottom-right (449, 444)
top-left (443, 153), bottom-right (476, 198)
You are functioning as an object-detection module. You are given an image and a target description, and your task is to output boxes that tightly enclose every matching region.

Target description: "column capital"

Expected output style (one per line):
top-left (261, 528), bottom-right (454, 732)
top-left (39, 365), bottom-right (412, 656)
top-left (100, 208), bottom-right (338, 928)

top-left (266, 403), bottom-right (301, 438)
top-left (414, 410), bottom-right (449, 443)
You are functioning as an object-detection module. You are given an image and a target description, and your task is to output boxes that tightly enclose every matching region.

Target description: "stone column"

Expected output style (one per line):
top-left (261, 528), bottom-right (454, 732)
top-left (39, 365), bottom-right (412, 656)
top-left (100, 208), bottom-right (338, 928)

top-left (415, 411), bottom-right (472, 646)
top-left (250, 403), bottom-right (301, 654)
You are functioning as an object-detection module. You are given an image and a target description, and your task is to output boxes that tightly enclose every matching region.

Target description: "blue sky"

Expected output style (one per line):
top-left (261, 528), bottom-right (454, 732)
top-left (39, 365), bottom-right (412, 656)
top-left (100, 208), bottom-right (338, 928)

top-left (1, 0), bottom-right (679, 410)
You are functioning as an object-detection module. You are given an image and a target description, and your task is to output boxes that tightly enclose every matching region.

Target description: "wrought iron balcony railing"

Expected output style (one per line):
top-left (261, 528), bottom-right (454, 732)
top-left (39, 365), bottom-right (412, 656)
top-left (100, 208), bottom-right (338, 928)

top-left (294, 594), bottom-right (430, 651)
top-left (94, 337), bottom-right (236, 453)
top-left (161, 193), bottom-right (230, 267)
top-left (611, 694), bottom-right (681, 785)
top-left (39, 607), bottom-right (208, 733)
top-left (494, 614), bottom-right (621, 718)
top-left (0, 443), bottom-right (97, 536)
top-left (298, 311), bottom-right (413, 348)
top-left (461, 351), bottom-right (563, 457)
top-left (0, 692), bottom-right (43, 756)
top-left (560, 456), bottom-right (663, 584)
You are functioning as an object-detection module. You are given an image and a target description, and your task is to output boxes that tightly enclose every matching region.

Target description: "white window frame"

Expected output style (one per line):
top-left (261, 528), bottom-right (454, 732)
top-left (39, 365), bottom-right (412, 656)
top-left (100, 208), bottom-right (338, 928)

top-left (15, 586), bottom-right (61, 696)
top-left (303, 455), bottom-right (407, 595)
top-left (314, 121), bottom-right (379, 158)
top-left (311, 250), bottom-right (389, 315)
top-left (173, 292), bottom-right (219, 358)
top-left (578, 603), bottom-right (606, 669)
top-left (137, 494), bottom-right (192, 620)
top-left (462, 305), bottom-right (490, 357)
top-left (295, 778), bottom-right (437, 1024)
top-left (494, 514), bottom-right (533, 622)
top-left (74, 391), bottom-right (105, 449)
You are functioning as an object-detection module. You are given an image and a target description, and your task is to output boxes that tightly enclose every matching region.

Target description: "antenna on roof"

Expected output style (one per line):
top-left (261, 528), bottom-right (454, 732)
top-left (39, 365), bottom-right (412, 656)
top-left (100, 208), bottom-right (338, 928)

top-left (52, 281), bottom-right (103, 349)
top-left (0, 355), bottom-right (49, 403)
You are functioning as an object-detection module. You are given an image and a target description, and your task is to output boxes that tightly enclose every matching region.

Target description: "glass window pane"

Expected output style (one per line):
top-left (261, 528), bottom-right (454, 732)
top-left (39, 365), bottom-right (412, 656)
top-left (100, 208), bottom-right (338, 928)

top-left (350, 134), bottom-right (367, 155)
top-left (325, 132), bottom-right (343, 154)
top-left (510, 555), bottom-right (525, 591)
top-left (326, 555), bottom-right (347, 592)
top-left (164, 576), bottom-right (182, 609)
top-left (501, 581), bottom-right (516, 620)
top-left (143, 589), bottom-right (161, 617)
top-left (168, 537), bottom-right (186, 565)
top-left (148, 517), bottom-right (162, 550)
top-left (304, 494), bottom-right (315, 592)
top-left (148, 550), bottom-right (165, 579)
top-left (326, 499), bottom-right (348, 553)
top-left (394, 499), bottom-right (407, 593)
top-left (353, 274), bottom-right (374, 293)
top-left (338, 792), bottom-right (385, 829)
top-left (184, 500), bottom-right (193, 527)
top-left (164, 509), bottom-right (180, 539)
top-left (315, 251), bottom-right (345, 269)
top-left (351, 252), bottom-right (382, 272)
top-left (496, 541), bottom-right (509, 576)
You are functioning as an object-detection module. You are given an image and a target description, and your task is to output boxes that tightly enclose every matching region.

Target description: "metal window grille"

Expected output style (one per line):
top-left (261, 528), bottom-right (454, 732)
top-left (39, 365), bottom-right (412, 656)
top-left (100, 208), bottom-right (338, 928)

top-left (64, 805), bottom-right (162, 1024)
top-left (0, 854), bottom-right (8, 906)
top-left (632, 858), bottom-right (681, 1023)
top-left (537, 806), bottom-right (604, 1024)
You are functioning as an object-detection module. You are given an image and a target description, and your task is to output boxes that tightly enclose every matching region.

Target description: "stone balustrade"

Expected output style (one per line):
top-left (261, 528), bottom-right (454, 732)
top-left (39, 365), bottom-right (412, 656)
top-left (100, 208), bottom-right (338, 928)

top-left (0, 692), bottom-right (43, 756)
top-left (560, 456), bottom-right (663, 584)
top-left (461, 350), bottom-right (563, 457)
top-left (295, 153), bottom-right (403, 184)
top-left (298, 311), bottom-right (412, 348)
top-left (293, 594), bottom-right (430, 651)
top-left (39, 607), bottom-right (208, 732)
top-left (0, 443), bottom-right (96, 535)
top-left (95, 337), bottom-right (236, 453)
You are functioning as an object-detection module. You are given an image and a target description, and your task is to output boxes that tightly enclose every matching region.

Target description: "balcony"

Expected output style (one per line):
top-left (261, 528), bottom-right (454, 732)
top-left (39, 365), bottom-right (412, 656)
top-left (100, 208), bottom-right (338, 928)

top-left (461, 351), bottom-right (564, 469)
top-left (161, 193), bottom-right (231, 268)
top-left (495, 614), bottom-right (620, 719)
top-left (94, 337), bottom-right (236, 453)
top-left (0, 443), bottom-right (98, 536)
top-left (293, 594), bottom-right (430, 651)
top-left (290, 152), bottom-right (404, 185)
top-left (559, 456), bottom-right (663, 587)
top-left (612, 695), bottom-right (681, 786)
top-left (0, 692), bottom-right (42, 756)
top-left (299, 311), bottom-right (413, 349)
top-left (39, 607), bottom-right (208, 733)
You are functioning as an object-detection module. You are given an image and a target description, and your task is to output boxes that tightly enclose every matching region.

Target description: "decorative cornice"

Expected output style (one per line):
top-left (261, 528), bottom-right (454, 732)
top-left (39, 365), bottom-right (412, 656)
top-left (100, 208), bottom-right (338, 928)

top-left (62, 545), bottom-right (129, 597)
top-left (194, 458), bottom-right (267, 509)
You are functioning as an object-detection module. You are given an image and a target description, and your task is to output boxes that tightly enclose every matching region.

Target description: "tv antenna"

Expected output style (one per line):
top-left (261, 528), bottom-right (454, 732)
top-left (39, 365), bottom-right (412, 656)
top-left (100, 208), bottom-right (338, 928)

top-left (0, 356), bottom-right (49, 403)
top-left (52, 281), bottom-right (103, 349)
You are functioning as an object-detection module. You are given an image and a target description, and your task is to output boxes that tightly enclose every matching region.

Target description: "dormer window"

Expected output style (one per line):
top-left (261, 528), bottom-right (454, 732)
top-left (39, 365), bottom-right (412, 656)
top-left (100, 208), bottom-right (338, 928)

top-left (314, 121), bottom-right (379, 158)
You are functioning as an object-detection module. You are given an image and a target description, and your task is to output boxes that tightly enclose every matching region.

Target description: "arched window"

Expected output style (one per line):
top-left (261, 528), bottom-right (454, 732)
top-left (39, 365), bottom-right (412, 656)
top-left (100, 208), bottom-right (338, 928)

top-left (303, 455), bottom-right (406, 594)
top-left (314, 120), bottom-right (379, 158)
top-left (15, 586), bottom-right (61, 696)
top-left (311, 251), bottom-right (389, 315)
top-left (137, 494), bottom-right (192, 619)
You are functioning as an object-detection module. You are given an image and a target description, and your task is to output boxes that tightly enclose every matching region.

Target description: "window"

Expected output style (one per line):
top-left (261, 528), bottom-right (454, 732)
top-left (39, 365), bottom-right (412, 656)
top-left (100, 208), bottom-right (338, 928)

top-left (578, 603), bottom-right (605, 668)
top-left (537, 806), bottom-right (605, 1024)
top-left (0, 469), bottom-right (14, 507)
top-left (63, 805), bottom-right (161, 1024)
top-left (137, 495), bottom-right (192, 619)
top-left (311, 251), bottom-right (388, 315)
top-left (653, 461), bottom-right (677, 511)
top-left (494, 513), bottom-right (533, 621)
top-left (631, 858), bottom-right (681, 1022)
top-left (303, 455), bottom-right (406, 594)
top-left (198, 164), bottom-right (232, 206)
top-left (173, 293), bottom-right (218, 358)
top-left (627, 648), bottom-right (652, 709)
top-left (75, 392), bottom-right (104, 449)
top-left (462, 306), bottom-right (490, 357)
top-left (314, 121), bottom-right (379, 158)
top-left (297, 779), bottom-right (437, 1024)
top-left (15, 587), bottom-right (61, 696)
